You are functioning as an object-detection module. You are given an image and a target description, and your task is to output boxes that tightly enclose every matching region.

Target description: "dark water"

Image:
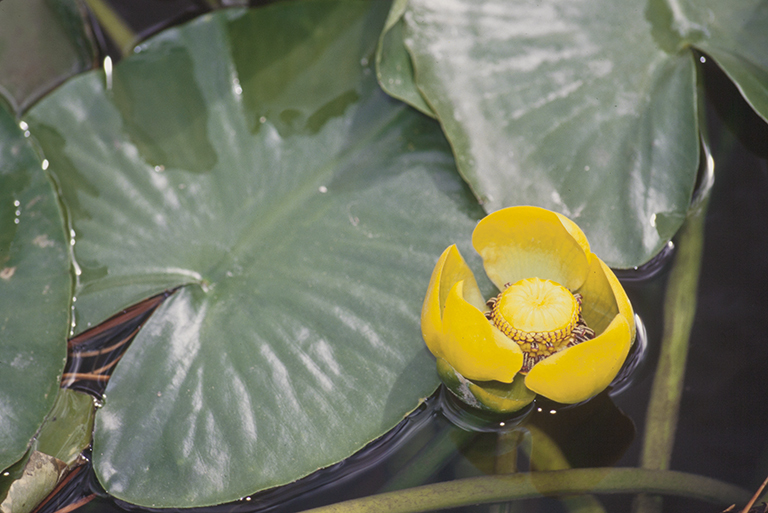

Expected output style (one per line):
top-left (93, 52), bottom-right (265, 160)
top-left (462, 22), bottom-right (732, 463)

top-left (32, 5), bottom-right (768, 513)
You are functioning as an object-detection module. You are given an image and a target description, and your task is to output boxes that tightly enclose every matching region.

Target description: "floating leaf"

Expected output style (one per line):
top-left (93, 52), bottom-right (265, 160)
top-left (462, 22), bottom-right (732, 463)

top-left (0, 100), bottom-right (70, 472)
top-left (377, 0), bottom-right (768, 268)
top-left (25, 1), bottom-right (484, 507)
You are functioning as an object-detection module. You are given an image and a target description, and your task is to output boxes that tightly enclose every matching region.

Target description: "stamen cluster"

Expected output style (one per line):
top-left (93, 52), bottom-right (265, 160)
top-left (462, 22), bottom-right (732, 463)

top-left (485, 287), bottom-right (595, 373)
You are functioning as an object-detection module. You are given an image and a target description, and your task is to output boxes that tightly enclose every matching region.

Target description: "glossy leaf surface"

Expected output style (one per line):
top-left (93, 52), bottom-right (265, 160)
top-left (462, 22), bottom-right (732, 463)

top-left (690, 0), bottom-right (768, 122)
top-left (378, 0), bottom-right (768, 268)
top-left (0, 101), bottom-right (70, 471)
top-left (0, 0), bottom-right (95, 114)
top-left (25, 1), bottom-right (484, 507)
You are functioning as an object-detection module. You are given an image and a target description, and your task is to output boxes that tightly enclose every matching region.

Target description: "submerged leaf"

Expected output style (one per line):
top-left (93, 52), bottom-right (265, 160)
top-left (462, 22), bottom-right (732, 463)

top-left (25, 1), bottom-right (484, 507)
top-left (0, 451), bottom-right (67, 513)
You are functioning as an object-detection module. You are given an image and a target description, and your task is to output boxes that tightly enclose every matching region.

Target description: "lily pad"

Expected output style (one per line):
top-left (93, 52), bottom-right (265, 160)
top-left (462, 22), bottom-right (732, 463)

top-left (0, 100), bottom-right (70, 472)
top-left (25, 1), bottom-right (484, 507)
top-left (377, 0), bottom-right (768, 268)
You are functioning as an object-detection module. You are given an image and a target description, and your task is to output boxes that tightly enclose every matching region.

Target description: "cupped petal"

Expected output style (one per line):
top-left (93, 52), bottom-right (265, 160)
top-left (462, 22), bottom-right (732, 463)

top-left (437, 358), bottom-right (535, 413)
top-left (575, 255), bottom-right (620, 335)
top-left (598, 259), bottom-right (636, 343)
top-left (555, 212), bottom-right (591, 256)
top-left (472, 206), bottom-right (590, 292)
top-left (467, 374), bottom-right (536, 413)
top-left (441, 280), bottom-right (523, 383)
top-left (421, 245), bottom-right (485, 357)
top-left (524, 314), bottom-right (632, 404)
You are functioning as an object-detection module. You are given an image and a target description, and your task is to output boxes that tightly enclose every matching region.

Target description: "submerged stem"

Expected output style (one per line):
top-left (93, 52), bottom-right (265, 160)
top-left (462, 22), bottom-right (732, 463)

top-left (298, 468), bottom-right (748, 513)
top-left (82, 0), bottom-right (136, 57)
top-left (633, 195), bottom-right (710, 513)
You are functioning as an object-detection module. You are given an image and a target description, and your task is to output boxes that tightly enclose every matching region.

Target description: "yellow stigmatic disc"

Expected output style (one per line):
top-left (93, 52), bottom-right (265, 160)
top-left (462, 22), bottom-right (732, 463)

top-left (489, 278), bottom-right (582, 371)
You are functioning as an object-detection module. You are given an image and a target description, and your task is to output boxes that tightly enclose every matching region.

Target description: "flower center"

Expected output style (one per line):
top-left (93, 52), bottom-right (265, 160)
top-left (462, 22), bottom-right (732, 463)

top-left (486, 278), bottom-right (594, 372)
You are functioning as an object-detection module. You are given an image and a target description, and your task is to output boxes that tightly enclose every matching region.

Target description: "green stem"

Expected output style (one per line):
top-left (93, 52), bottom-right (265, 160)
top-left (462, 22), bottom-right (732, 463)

top-left (380, 426), bottom-right (476, 492)
top-left (495, 429), bottom-right (524, 475)
top-left (525, 426), bottom-right (606, 513)
top-left (82, 0), bottom-right (136, 57)
top-left (298, 468), bottom-right (749, 513)
top-left (634, 194), bottom-right (710, 513)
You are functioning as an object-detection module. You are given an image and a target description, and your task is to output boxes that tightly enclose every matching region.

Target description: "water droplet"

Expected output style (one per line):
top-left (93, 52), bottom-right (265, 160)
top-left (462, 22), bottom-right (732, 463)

top-left (15, 210), bottom-right (20, 217)
top-left (360, 57), bottom-right (368, 66)
top-left (13, 200), bottom-right (20, 207)
top-left (318, 185), bottom-right (328, 193)
top-left (699, 56), bottom-right (706, 63)
top-left (41, 159), bottom-right (49, 170)
top-left (232, 78), bottom-right (243, 96)
top-left (18, 121), bottom-right (28, 131)
top-left (649, 213), bottom-right (657, 227)
top-left (549, 409), bottom-right (557, 414)
top-left (104, 56), bottom-right (113, 90)
top-left (584, 165), bottom-right (590, 171)
top-left (72, 296), bottom-right (77, 303)
top-left (259, 116), bottom-right (267, 124)
top-left (13, 218), bottom-right (19, 224)
top-left (154, 165), bottom-right (165, 172)
top-left (23, 130), bottom-right (30, 138)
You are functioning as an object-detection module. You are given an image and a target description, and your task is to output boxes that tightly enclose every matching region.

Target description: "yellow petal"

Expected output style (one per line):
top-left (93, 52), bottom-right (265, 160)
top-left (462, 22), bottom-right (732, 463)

top-left (555, 212), bottom-right (590, 255)
top-left (442, 280), bottom-right (523, 383)
top-left (524, 314), bottom-right (631, 404)
top-left (472, 206), bottom-right (590, 292)
top-left (437, 358), bottom-right (535, 413)
top-left (467, 374), bottom-right (536, 413)
top-left (421, 245), bottom-right (485, 358)
top-left (598, 259), bottom-right (636, 343)
top-left (575, 255), bottom-right (619, 335)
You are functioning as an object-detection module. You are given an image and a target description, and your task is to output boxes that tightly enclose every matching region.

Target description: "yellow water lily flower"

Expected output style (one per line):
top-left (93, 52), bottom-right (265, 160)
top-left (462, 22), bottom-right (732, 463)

top-left (422, 206), bottom-right (635, 412)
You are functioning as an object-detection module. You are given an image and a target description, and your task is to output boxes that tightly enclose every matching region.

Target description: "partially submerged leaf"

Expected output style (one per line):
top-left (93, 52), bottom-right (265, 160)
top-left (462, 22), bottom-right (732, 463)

top-left (377, 0), bottom-right (768, 268)
top-left (33, 389), bottom-right (95, 467)
top-left (0, 451), bottom-right (66, 513)
top-left (25, 1), bottom-right (484, 507)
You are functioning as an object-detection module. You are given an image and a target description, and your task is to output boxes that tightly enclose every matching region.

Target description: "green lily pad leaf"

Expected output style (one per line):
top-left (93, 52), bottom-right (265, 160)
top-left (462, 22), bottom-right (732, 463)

top-left (689, 0), bottom-right (768, 122)
top-left (378, 0), bottom-right (764, 268)
top-left (0, 0), bottom-right (95, 115)
top-left (0, 101), bottom-right (70, 473)
top-left (25, 1), bottom-right (484, 507)
top-left (376, 0), bottom-right (435, 118)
